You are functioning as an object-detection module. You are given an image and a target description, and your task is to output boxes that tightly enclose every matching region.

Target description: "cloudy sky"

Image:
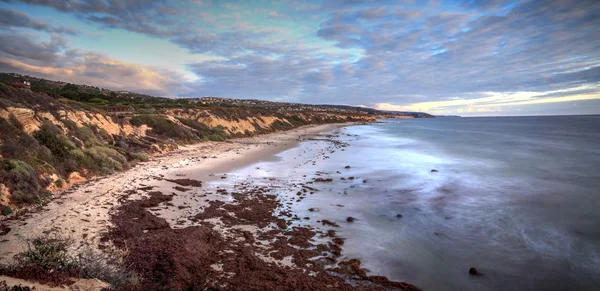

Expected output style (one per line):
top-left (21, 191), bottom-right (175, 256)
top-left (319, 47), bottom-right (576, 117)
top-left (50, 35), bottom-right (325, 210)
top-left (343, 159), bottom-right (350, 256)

top-left (0, 0), bottom-right (598, 116)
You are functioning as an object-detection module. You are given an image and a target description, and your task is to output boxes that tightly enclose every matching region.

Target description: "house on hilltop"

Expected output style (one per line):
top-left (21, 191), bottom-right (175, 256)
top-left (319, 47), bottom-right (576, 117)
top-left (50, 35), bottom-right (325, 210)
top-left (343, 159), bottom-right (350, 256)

top-left (9, 80), bottom-right (31, 89)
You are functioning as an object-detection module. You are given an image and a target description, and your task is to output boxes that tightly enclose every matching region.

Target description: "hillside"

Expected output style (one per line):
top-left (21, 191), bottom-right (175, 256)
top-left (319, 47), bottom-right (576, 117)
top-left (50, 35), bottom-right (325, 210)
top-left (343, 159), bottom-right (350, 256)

top-left (0, 77), bottom-right (383, 213)
top-left (0, 73), bottom-right (434, 117)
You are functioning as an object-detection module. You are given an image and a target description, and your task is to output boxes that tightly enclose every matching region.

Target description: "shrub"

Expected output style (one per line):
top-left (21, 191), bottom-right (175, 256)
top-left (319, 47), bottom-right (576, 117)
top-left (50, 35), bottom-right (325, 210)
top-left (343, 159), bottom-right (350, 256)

top-left (84, 146), bottom-right (128, 175)
top-left (177, 118), bottom-right (231, 141)
top-left (1, 205), bottom-right (12, 216)
top-left (87, 97), bottom-right (109, 105)
top-left (131, 115), bottom-right (197, 141)
top-left (96, 127), bottom-right (112, 143)
top-left (0, 280), bottom-right (32, 290)
top-left (2, 236), bottom-right (138, 290)
top-left (33, 121), bottom-right (76, 161)
top-left (75, 125), bottom-right (97, 147)
top-left (54, 179), bottom-right (64, 188)
top-left (0, 159), bottom-right (41, 204)
top-left (14, 236), bottom-right (76, 272)
top-left (8, 114), bottom-right (23, 130)
top-left (77, 248), bottom-right (140, 289)
top-left (61, 119), bottom-right (78, 131)
top-left (129, 152), bottom-right (148, 162)
top-left (177, 117), bottom-right (210, 131)
top-left (208, 134), bottom-right (224, 142)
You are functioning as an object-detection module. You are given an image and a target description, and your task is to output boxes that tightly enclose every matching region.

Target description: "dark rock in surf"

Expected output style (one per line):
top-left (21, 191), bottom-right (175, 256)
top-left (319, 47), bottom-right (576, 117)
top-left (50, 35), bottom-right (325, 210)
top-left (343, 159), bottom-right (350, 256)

top-left (431, 169), bottom-right (438, 172)
top-left (469, 267), bottom-right (481, 276)
top-left (346, 217), bottom-right (354, 222)
top-left (321, 220), bottom-right (340, 227)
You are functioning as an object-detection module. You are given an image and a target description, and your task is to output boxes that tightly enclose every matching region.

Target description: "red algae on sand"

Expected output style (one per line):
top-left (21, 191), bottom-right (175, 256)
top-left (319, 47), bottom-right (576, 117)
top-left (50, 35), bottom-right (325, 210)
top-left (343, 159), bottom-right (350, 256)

top-left (105, 182), bottom-right (420, 290)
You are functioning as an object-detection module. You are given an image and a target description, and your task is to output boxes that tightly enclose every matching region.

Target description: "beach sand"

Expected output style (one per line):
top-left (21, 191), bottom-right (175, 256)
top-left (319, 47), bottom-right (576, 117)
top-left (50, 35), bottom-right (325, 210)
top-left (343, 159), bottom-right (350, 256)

top-left (0, 122), bottom-right (418, 290)
top-left (0, 123), bottom-right (343, 260)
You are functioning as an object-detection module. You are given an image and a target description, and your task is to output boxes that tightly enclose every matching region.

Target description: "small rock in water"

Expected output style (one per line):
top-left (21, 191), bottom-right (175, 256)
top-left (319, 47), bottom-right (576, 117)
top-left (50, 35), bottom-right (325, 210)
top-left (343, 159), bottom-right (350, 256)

top-left (431, 169), bottom-right (439, 172)
top-left (321, 220), bottom-right (340, 227)
top-left (346, 217), bottom-right (354, 222)
top-left (469, 267), bottom-right (481, 276)
top-left (344, 165), bottom-right (351, 169)
top-left (396, 214), bottom-right (403, 218)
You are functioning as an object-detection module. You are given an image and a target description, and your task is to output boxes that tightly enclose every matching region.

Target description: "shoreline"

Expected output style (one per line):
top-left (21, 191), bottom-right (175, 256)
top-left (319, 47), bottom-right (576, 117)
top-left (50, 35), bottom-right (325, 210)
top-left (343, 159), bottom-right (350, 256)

top-left (0, 123), bottom-right (350, 260)
top-left (0, 121), bottom-right (419, 290)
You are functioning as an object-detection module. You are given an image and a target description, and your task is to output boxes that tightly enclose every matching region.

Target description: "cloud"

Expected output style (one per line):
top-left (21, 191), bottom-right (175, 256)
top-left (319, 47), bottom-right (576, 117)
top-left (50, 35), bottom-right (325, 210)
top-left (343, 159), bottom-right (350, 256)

top-left (0, 8), bottom-right (76, 34)
top-left (373, 85), bottom-right (600, 115)
top-left (0, 0), bottom-right (598, 115)
top-left (0, 31), bottom-right (191, 96)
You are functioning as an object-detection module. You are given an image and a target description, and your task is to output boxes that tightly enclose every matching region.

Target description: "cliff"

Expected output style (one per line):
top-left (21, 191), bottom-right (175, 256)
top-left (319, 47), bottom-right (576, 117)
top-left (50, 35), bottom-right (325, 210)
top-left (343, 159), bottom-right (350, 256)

top-left (0, 83), bottom-right (374, 212)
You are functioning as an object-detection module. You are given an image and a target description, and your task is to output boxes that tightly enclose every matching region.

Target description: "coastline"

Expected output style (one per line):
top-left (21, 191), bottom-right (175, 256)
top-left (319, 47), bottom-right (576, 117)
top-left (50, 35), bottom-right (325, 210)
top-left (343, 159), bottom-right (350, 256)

top-left (0, 123), bottom-right (347, 260)
top-left (1, 121), bottom-right (418, 290)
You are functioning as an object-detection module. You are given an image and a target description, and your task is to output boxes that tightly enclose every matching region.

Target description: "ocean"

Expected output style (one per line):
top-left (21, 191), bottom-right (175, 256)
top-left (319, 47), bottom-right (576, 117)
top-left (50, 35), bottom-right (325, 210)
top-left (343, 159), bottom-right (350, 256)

top-left (213, 115), bottom-right (600, 290)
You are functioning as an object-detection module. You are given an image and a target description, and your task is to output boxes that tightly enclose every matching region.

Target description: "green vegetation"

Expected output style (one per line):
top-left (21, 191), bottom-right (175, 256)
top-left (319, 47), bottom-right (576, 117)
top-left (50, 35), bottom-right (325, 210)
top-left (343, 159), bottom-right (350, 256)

top-left (14, 236), bottom-right (76, 272)
top-left (131, 115), bottom-right (197, 142)
top-left (0, 159), bottom-right (45, 204)
top-left (0, 117), bottom-right (132, 205)
top-left (0, 236), bottom-right (139, 290)
top-left (84, 146), bottom-right (129, 175)
top-left (177, 118), bottom-right (231, 141)
top-left (129, 115), bottom-right (231, 142)
top-left (129, 152), bottom-right (148, 162)
top-left (0, 75), bottom-right (370, 209)
top-left (1, 205), bottom-right (12, 216)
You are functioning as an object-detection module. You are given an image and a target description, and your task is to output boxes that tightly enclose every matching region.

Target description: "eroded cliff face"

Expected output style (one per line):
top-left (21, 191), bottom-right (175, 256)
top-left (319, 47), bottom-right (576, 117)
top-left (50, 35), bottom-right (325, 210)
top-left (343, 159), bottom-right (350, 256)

top-left (0, 106), bottom-right (145, 136)
top-left (165, 108), bottom-right (375, 135)
top-left (0, 85), bottom-right (374, 209)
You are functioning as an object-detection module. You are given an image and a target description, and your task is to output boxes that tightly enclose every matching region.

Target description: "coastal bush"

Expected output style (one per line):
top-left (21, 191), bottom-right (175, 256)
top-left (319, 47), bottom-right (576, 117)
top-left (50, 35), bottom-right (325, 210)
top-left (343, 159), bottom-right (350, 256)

top-left (270, 120), bottom-right (293, 131)
top-left (60, 119), bottom-right (78, 131)
top-left (84, 146), bottom-right (129, 175)
top-left (87, 97), bottom-right (109, 105)
top-left (131, 115), bottom-right (197, 142)
top-left (14, 236), bottom-right (76, 272)
top-left (75, 125), bottom-right (98, 147)
top-left (96, 127), bottom-right (112, 143)
top-left (1, 205), bottom-right (12, 216)
top-left (8, 114), bottom-right (24, 130)
top-left (77, 248), bottom-right (140, 289)
top-left (286, 115), bottom-right (307, 126)
top-left (33, 121), bottom-right (76, 162)
top-left (0, 236), bottom-right (139, 290)
top-left (0, 118), bottom-right (54, 175)
top-left (177, 118), bottom-right (210, 132)
top-left (0, 159), bottom-right (42, 204)
top-left (129, 152), bottom-right (148, 162)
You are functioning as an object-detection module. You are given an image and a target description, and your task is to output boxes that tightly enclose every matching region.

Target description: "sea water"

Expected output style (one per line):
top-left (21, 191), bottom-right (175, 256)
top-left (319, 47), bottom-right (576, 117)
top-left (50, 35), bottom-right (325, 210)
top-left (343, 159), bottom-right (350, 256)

top-left (219, 116), bottom-right (600, 291)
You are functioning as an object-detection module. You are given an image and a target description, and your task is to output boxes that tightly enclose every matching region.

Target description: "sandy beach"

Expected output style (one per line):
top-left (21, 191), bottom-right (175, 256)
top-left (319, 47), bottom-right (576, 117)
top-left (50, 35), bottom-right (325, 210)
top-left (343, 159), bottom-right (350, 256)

top-left (0, 122), bottom-right (419, 290)
top-left (0, 123), bottom-right (344, 260)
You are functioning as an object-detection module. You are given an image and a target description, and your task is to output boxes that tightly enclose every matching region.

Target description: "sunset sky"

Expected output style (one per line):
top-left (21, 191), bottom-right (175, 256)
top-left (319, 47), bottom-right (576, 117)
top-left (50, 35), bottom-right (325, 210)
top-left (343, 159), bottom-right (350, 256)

top-left (0, 0), bottom-right (598, 116)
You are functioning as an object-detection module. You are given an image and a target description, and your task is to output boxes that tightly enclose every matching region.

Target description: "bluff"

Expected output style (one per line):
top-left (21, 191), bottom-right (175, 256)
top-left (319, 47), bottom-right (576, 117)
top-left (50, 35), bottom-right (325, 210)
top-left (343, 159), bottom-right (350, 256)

top-left (0, 82), bottom-right (375, 212)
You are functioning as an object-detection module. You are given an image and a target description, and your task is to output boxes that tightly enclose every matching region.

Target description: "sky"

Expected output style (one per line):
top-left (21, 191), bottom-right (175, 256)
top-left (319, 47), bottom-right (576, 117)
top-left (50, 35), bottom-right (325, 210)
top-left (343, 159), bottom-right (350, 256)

top-left (0, 0), bottom-right (598, 116)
